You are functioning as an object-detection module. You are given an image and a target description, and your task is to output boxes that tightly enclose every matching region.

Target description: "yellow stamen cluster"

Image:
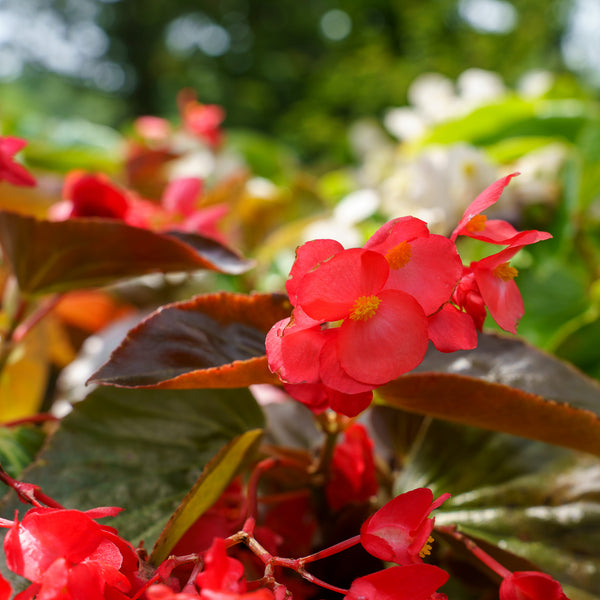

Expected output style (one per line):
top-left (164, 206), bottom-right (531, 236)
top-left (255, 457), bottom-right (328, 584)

top-left (466, 214), bottom-right (487, 233)
top-left (494, 262), bottom-right (518, 281)
top-left (349, 295), bottom-right (381, 321)
top-left (419, 536), bottom-right (435, 558)
top-left (385, 241), bottom-right (412, 270)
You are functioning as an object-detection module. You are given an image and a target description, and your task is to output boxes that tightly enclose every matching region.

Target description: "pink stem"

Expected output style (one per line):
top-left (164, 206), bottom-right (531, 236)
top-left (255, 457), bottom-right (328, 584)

top-left (298, 534), bottom-right (361, 565)
top-left (437, 525), bottom-right (512, 578)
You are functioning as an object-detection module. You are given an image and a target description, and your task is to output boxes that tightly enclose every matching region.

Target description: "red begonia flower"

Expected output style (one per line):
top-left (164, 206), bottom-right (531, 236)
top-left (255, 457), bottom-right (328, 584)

top-left (51, 171), bottom-right (130, 220)
top-left (344, 564), bottom-right (449, 600)
top-left (0, 136), bottom-right (36, 187)
top-left (364, 216), bottom-right (462, 314)
top-left (451, 173), bottom-right (520, 243)
top-left (326, 423), bottom-right (378, 511)
top-left (499, 571), bottom-right (570, 600)
top-left (134, 116), bottom-right (172, 142)
top-left (162, 177), bottom-right (203, 216)
top-left (4, 506), bottom-right (137, 600)
top-left (360, 488), bottom-right (450, 565)
top-left (296, 248), bottom-right (429, 386)
top-left (178, 90), bottom-right (226, 148)
top-left (195, 538), bottom-right (275, 600)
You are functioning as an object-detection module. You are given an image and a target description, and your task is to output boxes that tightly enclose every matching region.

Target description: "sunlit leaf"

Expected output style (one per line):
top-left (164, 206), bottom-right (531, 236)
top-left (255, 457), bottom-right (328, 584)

top-left (150, 428), bottom-right (263, 564)
top-left (0, 211), bottom-right (254, 296)
top-left (90, 292), bottom-right (291, 389)
top-left (377, 332), bottom-right (600, 456)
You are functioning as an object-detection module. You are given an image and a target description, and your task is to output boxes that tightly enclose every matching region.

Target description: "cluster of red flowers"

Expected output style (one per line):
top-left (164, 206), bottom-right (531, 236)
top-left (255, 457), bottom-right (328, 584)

top-left (0, 475), bottom-right (570, 600)
top-left (266, 173), bottom-right (551, 417)
top-left (48, 171), bottom-right (228, 243)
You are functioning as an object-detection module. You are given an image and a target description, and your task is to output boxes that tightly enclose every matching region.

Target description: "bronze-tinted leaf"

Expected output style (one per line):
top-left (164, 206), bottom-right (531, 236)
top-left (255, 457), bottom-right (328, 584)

top-left (90, 292), bottom-right (291, 388)
top-left (0, 211), bottom-right (253, 296)
top-left (378, 333), bottom-right (600, 456)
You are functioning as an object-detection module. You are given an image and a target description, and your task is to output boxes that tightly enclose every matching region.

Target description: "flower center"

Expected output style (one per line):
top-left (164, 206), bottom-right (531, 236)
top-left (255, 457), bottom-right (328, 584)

top-left (419, 535), bottom-right (435, 559)
top-left (493, 262), bottom-right (518, 281)
top-left (349, 295), bottom-right (381, 321)
top-left (466, 214), bottom-right (487, 233)
top-left (385, 241), bottom-right (412, 270)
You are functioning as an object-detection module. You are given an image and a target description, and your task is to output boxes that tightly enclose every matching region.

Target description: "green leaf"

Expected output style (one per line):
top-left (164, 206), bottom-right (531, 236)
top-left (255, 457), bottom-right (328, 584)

top-left (0, 211), bottom-right (253, 296)
top-left (90, 292), bottom-right (291, 389)
top-left (377, 413), bottom-right (600, 597)
top-left (150, 429), bottom-right (263, 564)
top-left (0, 426), bottom-right (45, 480)
top-left (377, 332), bottom-right (600, 456)
top-left (0, 386), bottom-right (264, 547)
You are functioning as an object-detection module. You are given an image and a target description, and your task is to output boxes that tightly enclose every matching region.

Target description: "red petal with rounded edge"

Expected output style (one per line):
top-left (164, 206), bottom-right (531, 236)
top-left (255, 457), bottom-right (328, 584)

top-left (474, 268), bottom-right (523, 334)
top-left (500, 571), bottom-right (569, 600)
top-left (64, 172), bottom-right (129, 219)
top-left (266, 310), bottom-right (325, 384)
top-left (297, 248), bottom-right (389, 322)
top-left (428, 304), bottom-right (478, 353)
top-left (451, 173), bottom-right (519, 241)
top-left (345, 564), bottom-right (449, 600)
top-left (162, 178), bottom-right (202, 216)
top-left (328, 388), bottom-right (373, 418)
top-left (338, 289), bottom-right (428, 385)
top-left (381, 236), bottom-right (462, 315)
top-left (319, 334), bottom-right (375, 394)
top-left (2, 137), bottom-right (27, 154)
top-left (5, 510), bottom-right (103, 582)
top-left (364, 216), bottom-right (430, 248)
top-left (286, 239), bottom-right (344, 305)
top-left (283, 382), bottom-right (330, 413)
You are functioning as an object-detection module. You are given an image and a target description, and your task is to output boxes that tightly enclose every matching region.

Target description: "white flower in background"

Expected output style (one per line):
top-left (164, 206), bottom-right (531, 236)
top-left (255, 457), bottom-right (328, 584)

top-left (301, 188), bottom-right (379, 247)
top-left (385, 68), bottom-right (507, 142)
top-left (379, 144), bottom-right (498, 234)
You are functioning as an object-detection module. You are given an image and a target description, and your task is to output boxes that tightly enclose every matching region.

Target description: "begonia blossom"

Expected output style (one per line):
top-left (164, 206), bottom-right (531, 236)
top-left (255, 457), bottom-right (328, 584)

top-left (326, 423), bottom-right (378, 511)
top-left (195, 538), bottom-right (275, 600)
top-left (178, 89), bottom-right (225, 148)
top-left (344, 564), bottom-right (449, 600)
top-left (360, 488), bottom-right (450, 565)
top-left (499, 571), bottom-right (570, 600)
top-left (0, 136), bottom-right (36, 187)
top-left (295, 247), bottom-right (429, 387)
top-left (3, 506), bottom-right (138, 600)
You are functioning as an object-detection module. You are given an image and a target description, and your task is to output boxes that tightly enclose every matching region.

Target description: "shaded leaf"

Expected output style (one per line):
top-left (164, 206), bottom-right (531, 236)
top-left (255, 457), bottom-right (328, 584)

top-left (0, 426), bottom-right (45, 481)
top-left (90, 292), bottom-right (291, 389)
top-left (378, 332), bottom-right (600, 456)
top-left (150, 429), bottom-right (263, 564)
top-left (0, 386), bottom-right (265, 547)
top-left (0, 211), bottom-right (253, 296)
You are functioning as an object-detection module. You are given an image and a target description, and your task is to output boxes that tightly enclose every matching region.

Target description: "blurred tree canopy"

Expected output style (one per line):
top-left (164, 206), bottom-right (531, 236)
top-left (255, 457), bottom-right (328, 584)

top-left (0, 0), bottom-right (583, 162)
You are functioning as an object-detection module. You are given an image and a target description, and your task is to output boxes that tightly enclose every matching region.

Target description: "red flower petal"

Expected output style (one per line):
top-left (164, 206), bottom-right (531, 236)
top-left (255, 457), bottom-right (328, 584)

top-left (345, 564), bottom-right (449, 600)
top-left (337, 289), bottom-right (428, 385)
top-left (451, 173), bottom-right (519, 241)
top-left (474, 267), bottom-right (523, 334)
top-left (297, 249), bottom-right (389, 322)
top-left (365, 216), bottom-right (430, 248)
top-left (499, 571), bottom-right (569, 600)
top-left (319, 334), bottom-right (375, 394)
top-left (383, 236), bottom-right (462, 314)
top-left (286, 239), bottom-right (344, 306)
top-left (327, 388), bottom-right (373, 418)
top-left (428, 304), bottom-right (478, 353)
top-left (162, 178), bottom-right (202, 216)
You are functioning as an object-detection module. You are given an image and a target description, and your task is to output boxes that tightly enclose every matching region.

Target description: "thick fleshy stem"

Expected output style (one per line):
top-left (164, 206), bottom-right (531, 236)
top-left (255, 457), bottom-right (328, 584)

top-left (437, 524), bottom-right (511, 578)
top-left (311, 411), bottom-right (344, 478)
